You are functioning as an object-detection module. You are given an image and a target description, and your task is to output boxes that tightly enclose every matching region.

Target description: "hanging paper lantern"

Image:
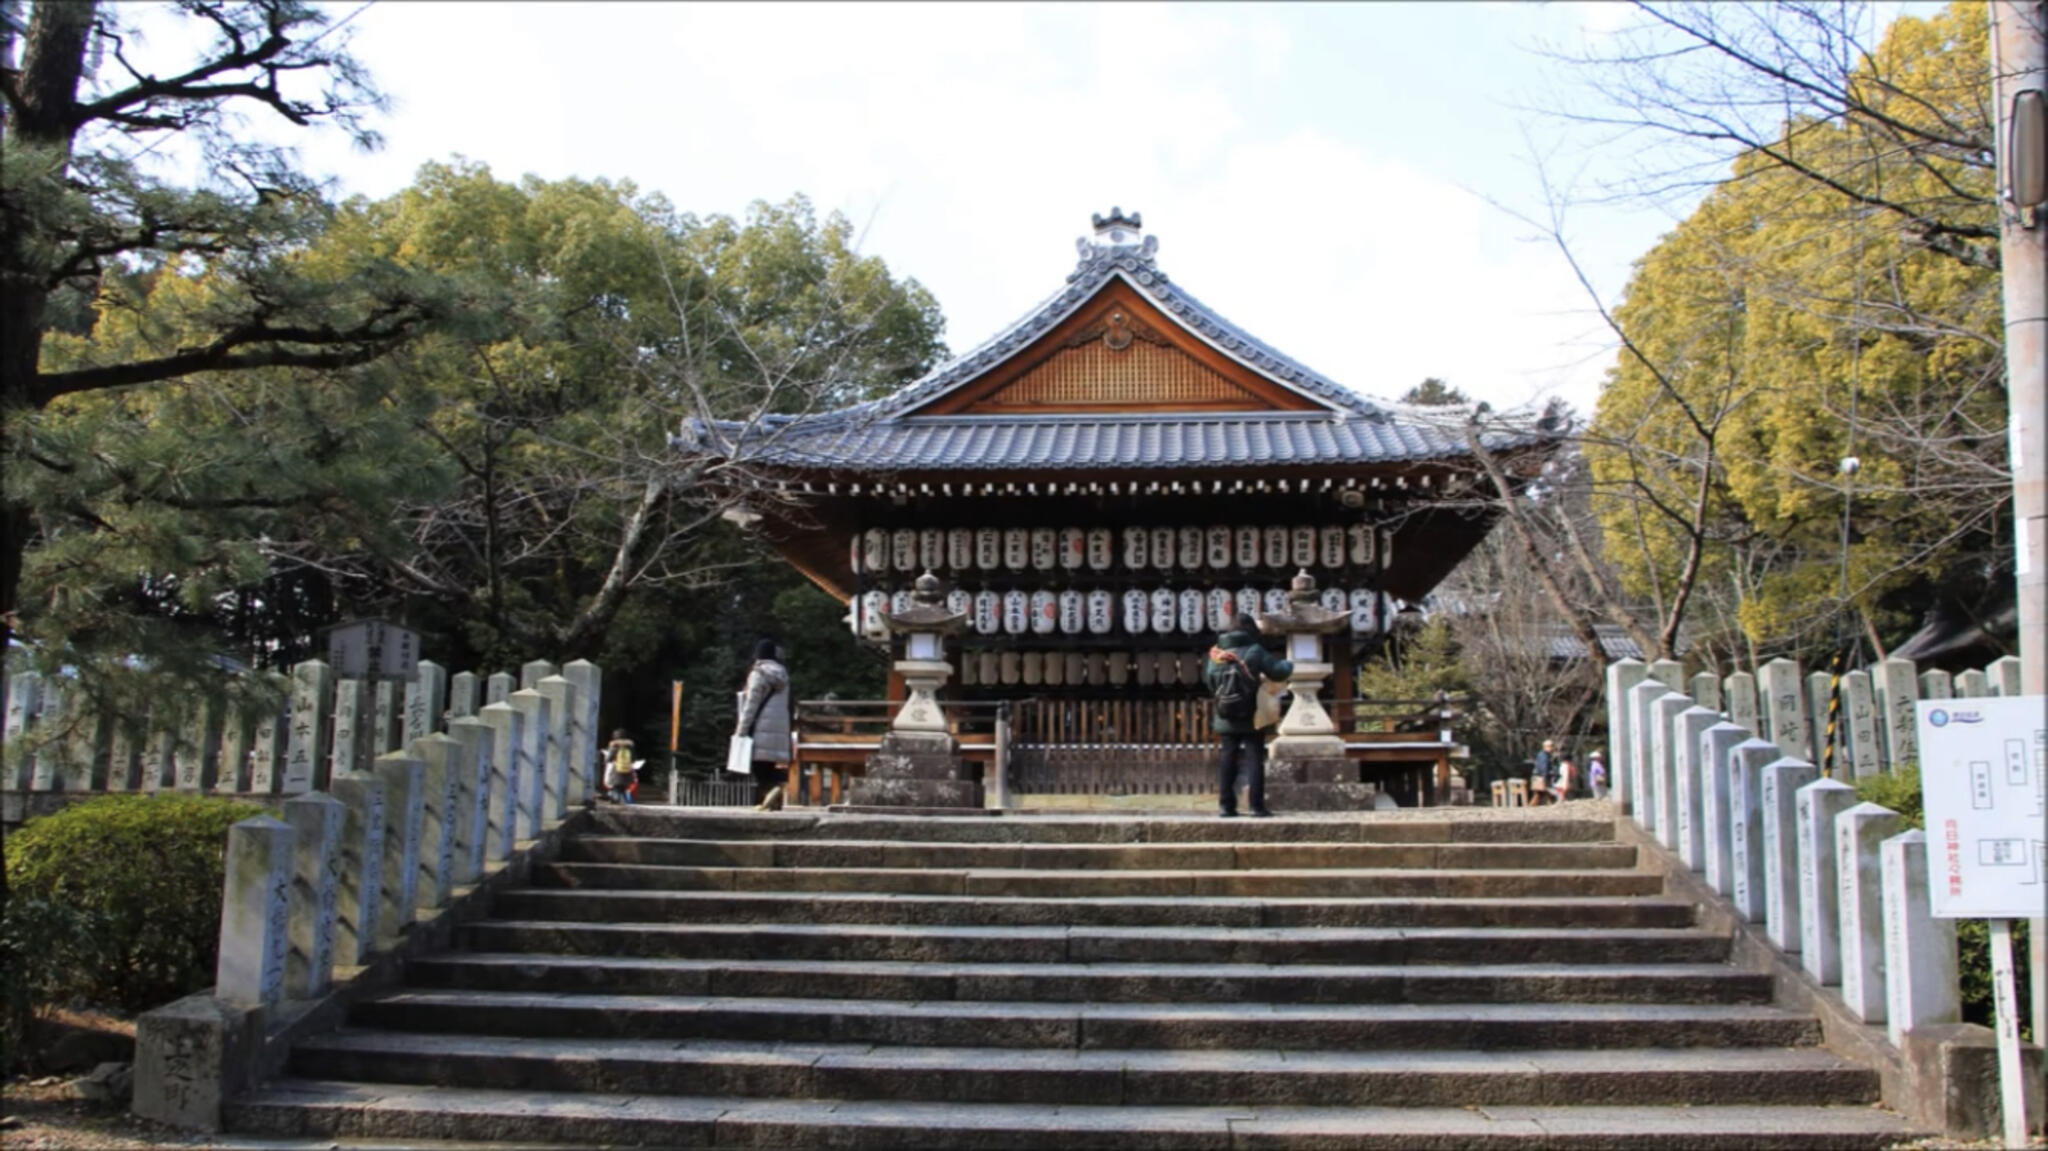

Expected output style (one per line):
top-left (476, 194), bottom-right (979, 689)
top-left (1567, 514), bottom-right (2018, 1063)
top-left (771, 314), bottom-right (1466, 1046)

top-left (1003, 589), bottom-right (1029, 634)
top-left (1150, 587), bottom-right (1177, 633)
top-left (1064, 653), bottom-right (1086, 685)
top-left (1350, 588), bottom-right (1378, 633)
top-left (1236, 526), bottom-right (1260, 569)
top-left (1087, 589), bottom-right (1115, 634)
top-left (978, 651), bottom-right (999, 684)
top-left (1030, 528), bottom-right (1056, 571)
top-left (847, 594), bottom-right (862, 636)
top-left (974, 590), bottom-right (1001, 635)
top-left (1150, 528), bottom-right (1176, 571)
top-left (920, 529), bottom-right (945, 571)
top-left (1291, 526), bottom-right (1316, 569)
top-left (1264, 587), bottom-right (1289, 614)
top-left (1058, 589), bottom-right (1084, 634)
top-left (1236, 587), bottom-right (1262, 621)
top-left (1177, 527), bottom-right (1203, 569)
top-left (1207, 526), bottom-right (1232, 569)
top-left (1042, 652), bottom-right (1064, 685)
top-left (947, 589), bottom-right (972, 617)
top-left (893, 529), bottom-right (918, 572)
top-left (1031, 589), bottom-right (1057, 634)
top-left (1347, 523), bottom-right (1374, 566)
top-left (1122, 589), bottom-right (1150, 634)
top-left (1263, 526), bottom-right (1289, 568)
top-left (976, 528), bottom-right (1001, 569)
top-left (999, 652), bottom-right (1021, 684)
top-left (1122, 527), bottom-right (1149, 570)
top-left (1086, 528), bottom-right (1113, 570)
top-left (948, 529), bottom-right (974, 571)
top-left (850, 534), bottom-right (864, 575)
top-left (1207, 587), bottom-right (1235, 631)
top-left (891, 589), bottom-right (914, 615)
top-left (1104, 652), bottom-right (1128, 686)
top-left (1004, 529), bottom-right (1029, 571)
top-left (1135, 652), bottom-right (1157, 686)
top-left (863, 529), bottom-right (888, 573)
top-left (1321, 587), bottom-right (1348, 614)
top-left (1060, 528), bottom-right (1086, 569)
top-left (1321, 527), bottom-right (1346, 569)
top-left (1021, 652), bottom-right (1043, 685)
top-left (862, 591), bottom-right (890, 640)
top-left (960, 651), bottom-right (979, 685)
top-left (1178, 588), bottom-right (1205, 634)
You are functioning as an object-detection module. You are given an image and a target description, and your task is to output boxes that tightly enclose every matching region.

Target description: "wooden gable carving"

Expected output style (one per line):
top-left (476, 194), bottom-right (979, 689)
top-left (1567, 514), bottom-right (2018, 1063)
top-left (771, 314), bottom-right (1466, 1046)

top-left (910, 279), bottom-right (1329, 416)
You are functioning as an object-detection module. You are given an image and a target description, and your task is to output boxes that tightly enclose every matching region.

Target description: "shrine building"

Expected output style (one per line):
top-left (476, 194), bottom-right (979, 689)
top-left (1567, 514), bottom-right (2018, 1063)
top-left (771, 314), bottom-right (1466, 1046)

top-left (686, 209), bottom-right (1561, 804)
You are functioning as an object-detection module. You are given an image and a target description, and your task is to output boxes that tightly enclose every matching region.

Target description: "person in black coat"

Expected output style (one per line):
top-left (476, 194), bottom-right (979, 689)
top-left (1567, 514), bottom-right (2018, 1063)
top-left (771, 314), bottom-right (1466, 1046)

top-left (1203, 614), bottom-right (1294, 818)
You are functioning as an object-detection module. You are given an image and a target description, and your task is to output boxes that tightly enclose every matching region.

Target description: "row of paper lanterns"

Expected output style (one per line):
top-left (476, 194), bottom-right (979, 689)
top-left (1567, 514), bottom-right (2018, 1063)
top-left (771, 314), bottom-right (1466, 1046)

top-left (957, 649), bottom-right (1207, 688)
top-left (851, 585), bottom-right (1385, 639)
top-left (852, 525), bottom-right (1385, 575)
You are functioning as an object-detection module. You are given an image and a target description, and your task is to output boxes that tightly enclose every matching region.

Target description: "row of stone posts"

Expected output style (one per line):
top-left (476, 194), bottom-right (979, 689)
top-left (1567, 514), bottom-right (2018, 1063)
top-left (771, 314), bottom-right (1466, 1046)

top-left (1607, 657), bottom-right (1964, 1048)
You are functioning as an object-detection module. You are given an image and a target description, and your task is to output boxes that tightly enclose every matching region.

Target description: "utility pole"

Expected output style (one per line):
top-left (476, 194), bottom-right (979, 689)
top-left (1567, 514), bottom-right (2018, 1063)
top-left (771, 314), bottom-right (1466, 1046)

top-left (1990, 0), bottom-right (2046, 1057)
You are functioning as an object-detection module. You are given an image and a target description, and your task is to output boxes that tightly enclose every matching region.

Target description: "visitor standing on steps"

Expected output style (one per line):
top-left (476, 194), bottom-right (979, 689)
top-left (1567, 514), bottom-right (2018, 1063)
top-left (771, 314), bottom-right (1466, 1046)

top-left (1205, 613), bottom-right (1293, 819)
top-left (1532, 738), bottom-right (1559, 805)
top-left (736, 639), bottom-right (793, 810)
top-left (603, 729), bottom-right (639, 803)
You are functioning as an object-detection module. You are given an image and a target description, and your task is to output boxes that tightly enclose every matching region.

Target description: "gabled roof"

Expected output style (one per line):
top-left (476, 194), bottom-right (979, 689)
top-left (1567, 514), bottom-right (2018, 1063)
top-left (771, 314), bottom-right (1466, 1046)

top-left (683, 214), bottom-right (1559, 474)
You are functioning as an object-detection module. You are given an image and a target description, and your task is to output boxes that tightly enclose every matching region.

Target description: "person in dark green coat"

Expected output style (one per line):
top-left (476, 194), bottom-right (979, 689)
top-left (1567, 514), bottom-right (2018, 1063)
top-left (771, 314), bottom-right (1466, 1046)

top-left (1204, 614), bottom-right (1294, 818)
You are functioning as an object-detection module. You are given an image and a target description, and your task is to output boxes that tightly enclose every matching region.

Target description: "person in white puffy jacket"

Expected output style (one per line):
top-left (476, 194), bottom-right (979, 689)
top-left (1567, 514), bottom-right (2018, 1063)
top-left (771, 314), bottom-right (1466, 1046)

top-left (735, 639), bottom-right (792, 809)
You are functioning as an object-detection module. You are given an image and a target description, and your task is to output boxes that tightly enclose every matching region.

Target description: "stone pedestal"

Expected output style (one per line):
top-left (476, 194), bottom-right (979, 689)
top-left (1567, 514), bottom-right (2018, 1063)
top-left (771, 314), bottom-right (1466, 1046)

top-left (1267, 655), bottom-right (1373, 812)
top-left (850, 730), bottom-right (981, 809)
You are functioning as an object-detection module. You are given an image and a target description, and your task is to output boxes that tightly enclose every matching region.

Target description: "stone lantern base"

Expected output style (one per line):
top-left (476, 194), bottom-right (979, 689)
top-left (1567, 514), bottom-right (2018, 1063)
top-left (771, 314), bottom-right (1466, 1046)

top-left (1267, 736), bottom-right (1375, 811)
top-left (848, 731), bottom-right (982, 809)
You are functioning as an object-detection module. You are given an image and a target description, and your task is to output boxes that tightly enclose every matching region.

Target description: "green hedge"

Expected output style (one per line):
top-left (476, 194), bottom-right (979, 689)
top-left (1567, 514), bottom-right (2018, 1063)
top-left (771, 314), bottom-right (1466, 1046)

top-left (1852, 767), bottom-right (2033, 1042)
top-left (4, 793), bottom-right (262, 1015)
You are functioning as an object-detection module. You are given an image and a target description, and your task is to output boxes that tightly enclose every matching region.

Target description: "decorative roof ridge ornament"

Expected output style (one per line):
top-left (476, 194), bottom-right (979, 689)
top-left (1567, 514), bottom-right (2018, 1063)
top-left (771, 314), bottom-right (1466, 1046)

top-left (1073, 205), bottom-right (1161, 274)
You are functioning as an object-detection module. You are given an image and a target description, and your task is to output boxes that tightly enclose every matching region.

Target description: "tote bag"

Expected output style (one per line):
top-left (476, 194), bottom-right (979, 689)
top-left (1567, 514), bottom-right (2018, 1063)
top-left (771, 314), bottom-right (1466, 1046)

top-left (725, 734), bottom-right (754, 775)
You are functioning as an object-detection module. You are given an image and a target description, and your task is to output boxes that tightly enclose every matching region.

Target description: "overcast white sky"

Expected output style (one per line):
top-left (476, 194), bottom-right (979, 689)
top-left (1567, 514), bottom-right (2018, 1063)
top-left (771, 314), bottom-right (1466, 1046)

top-left (143, 2), bottom-right (1921, 415)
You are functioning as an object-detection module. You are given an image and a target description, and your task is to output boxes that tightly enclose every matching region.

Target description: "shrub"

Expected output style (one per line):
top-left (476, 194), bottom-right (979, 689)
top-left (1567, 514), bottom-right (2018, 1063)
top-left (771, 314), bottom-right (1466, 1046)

top-left (1852, 768), bottom-right (2032, 1042)
top-left (5, 793), bottom-right (262, 1015)
top-left (0, 895), bottom-right (111, 1072)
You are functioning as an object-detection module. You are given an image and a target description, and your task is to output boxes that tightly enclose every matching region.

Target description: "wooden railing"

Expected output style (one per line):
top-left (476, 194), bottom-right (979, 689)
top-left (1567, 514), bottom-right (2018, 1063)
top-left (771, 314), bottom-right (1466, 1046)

top-left (788, 700), bottom-right (1005, 807)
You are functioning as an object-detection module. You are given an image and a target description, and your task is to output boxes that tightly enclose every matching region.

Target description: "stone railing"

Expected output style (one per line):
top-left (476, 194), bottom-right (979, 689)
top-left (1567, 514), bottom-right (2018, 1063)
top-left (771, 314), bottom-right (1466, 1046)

top-left (1604, 654), bottom-right (2040, 1138)
top-left (48, 658), bottom-right (608, 1131)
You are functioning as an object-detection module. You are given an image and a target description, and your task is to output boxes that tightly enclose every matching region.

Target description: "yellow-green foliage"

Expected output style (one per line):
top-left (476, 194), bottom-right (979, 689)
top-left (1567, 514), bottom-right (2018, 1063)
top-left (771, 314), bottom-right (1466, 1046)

top-left (5, 794), bottom-right (262, 1013)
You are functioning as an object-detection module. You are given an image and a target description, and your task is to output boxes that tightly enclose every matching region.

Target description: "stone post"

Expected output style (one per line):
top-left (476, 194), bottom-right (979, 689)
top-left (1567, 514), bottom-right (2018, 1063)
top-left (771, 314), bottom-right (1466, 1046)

top-left (1759, 657), bottom-right (1811, 763)
top-left (370, 751), bottom-right (425, 951)
top-left (108, 717), bottom-right (144, 791)
top-left (174, 698), bottom-right (222, 792)
top-left (1604, 659), bottom-right (1647, 816)
top-left (214, 817), bottom-right (294, 1009)
top-left (1877, 658), bottom-right (1919, 771)
top-left (372, 680), bottom-right (401, 754)
top-left (280, 793), bottom-right (344, 1000)
top-left (1674, 706), bottom-right (1719, 869)
top-left (1728, 740), bottom-right (1778, 923)
top-left (1700, 722), bottom-right (1748, 894)
top-left (28, 681), bottom-right (64, 791)
top-left (1648, 658), bottom-right (1684, 689)
top-left (1882, 830), bottom-right (1961, 1047)
top-left (1651, 693), bottom-right (1695, 849)
top-left (485, 672), bottom-right (514, 706)
top-left (144, 726), bottom-right (177, 792)
top-left (537, 676), bottom-right (579, 809)
top-left (521, 659), bottom-right (556, 691)
top-left (1762, 757), bottom-right (1820, 951)
top-left (1986, 655), bottom-right (2021, 696)
top-left (329, 678), bottom-right (367, 781)
top-left (448, 671), bottom-right (481, 720)
top-left (4, 669), bottom-right (40, 790)
top-left (404, 660), bottom-right (448, 747)
top-left (1808, 671), bottom-right (1837, 775)
top-left (1837, 802), bottom-right (1904, 1022)
top-left (216, 706), bottom-right (253, 793)
top-left (1690, 671), bottom-right (1721, 712)
top-left (248, 711), bottom-right (286, 795)
top-left (1843, 669), bottom-right (1881, 779)
top-left (448, 717), bottom-right (493, 882)
top-left (563, 660), bottom-right (602, 807)
top-left (480, 702), bottom-right (525, 854)
top-left (1725, 671), bottom-right (1760, 742)
top-left (411, 734), bottom-right (463, 910)
top-left (1796, 777), bottom-right (1858, 984)
top-left (1919, 668), bottom-right (1953, 701)
top-left (1628, 679), bottom-right (1672, 834)
top-left (327, 772), bottom-right (384, 967)
top-left (288, 659), bottom-right (335, 794)
top-left (1955, 668), bottom-right (1989, 698)
top-left (508, 688), bottom-right (550, 833)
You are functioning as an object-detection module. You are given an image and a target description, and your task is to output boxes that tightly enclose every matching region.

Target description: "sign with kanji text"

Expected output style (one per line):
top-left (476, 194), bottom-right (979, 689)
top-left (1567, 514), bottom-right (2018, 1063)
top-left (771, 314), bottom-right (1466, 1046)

top-left (323, 619), bottom-right (420, 681)
top-left (1915, 696), bottom-right (2046, 918)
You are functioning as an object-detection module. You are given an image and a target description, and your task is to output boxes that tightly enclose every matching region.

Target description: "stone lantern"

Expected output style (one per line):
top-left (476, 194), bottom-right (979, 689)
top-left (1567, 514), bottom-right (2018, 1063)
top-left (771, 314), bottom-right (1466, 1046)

top-left (1255, 569), bottom-right (1372, 811)
top-left (847, 571), bottom-right (983, 810)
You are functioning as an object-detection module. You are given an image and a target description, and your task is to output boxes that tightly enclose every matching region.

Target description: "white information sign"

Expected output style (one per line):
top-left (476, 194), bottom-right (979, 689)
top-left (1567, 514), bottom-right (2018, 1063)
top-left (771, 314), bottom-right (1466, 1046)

top-left (1914, 696), bottom-right (2046, 919)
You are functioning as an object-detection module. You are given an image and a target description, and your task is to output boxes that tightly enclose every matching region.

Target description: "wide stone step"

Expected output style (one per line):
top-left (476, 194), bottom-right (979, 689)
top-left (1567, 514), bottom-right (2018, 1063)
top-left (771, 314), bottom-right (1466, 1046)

top-left (226, 1082), bottom-right (1918, 1149)
top-left (558, 837), bottom-right (1641, 872)
top-left (408, 954), bottom-right (1773, 1005)
top-left (349, 992), bottom-right (1819, 1050)
top-left (588, 808), bottom-right (1621, 845)
top-left (454, 921), bottom-right (1730, 966)
top-left (521, 864), bottom-right (1666, 899)
top-left (290, 1032), bottom-right (1878, 1108)
top-left (489, 889), bottom-right (1698, 929)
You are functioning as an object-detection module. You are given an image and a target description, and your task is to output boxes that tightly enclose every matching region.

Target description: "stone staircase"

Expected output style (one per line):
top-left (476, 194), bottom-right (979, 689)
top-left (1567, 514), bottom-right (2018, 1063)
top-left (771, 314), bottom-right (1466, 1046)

top-left (225, 807), bottom-right (1921, 1148)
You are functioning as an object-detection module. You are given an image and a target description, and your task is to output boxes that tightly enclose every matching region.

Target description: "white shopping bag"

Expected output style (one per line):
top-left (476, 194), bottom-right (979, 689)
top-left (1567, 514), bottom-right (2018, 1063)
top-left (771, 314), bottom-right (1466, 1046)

top-left (725, 734), bottom-right (754, 775)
